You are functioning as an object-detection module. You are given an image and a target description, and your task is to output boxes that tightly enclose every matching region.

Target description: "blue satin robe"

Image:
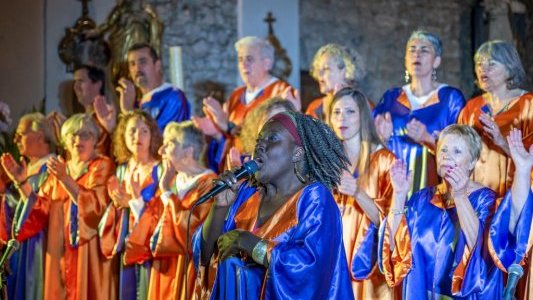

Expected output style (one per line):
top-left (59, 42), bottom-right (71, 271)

top-left (193, 181), bottom-right (354, 299)
top-left (373, 86), bottom-right (465, 192)
top-left (140, 84), bottom-right (191, 130)
top-left (378, 186), bottom-right (498, 299)
top-left (5, 164), bottom-right (49, 300)
top-left (489, 188), bottom-right (533, 272)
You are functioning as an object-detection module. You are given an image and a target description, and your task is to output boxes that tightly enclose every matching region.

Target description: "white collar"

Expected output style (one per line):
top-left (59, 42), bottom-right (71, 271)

top-left (244, 77), bottom-right (278, 105)
top-left (174, 170), bottom-right (213, 199)
top-left (141, 82), bottom-right (173, 104)
top-left (402, 84), bottom-right (446, 110)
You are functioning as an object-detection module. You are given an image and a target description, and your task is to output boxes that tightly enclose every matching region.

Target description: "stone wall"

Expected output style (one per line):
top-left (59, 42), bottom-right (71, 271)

top-left (150, 0), bottom-right (238, 113)
top-left (299, 0), bottom-right (478, 103)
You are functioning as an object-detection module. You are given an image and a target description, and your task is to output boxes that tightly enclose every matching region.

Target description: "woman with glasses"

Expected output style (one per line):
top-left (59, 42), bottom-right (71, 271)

top-left (458, 40), bottom-right (533, 300)
top-left (3, 113), bottom-right (116, 299)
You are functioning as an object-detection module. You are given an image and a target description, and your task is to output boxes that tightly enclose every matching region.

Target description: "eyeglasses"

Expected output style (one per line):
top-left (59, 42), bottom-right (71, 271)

top-left (68, 131), bottom-right (95, 141)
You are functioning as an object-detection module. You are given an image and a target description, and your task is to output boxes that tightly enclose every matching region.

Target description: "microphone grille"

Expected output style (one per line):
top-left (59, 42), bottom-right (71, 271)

top-left (508, 263), bottom-right (524, 278)
top-left (243, 160), bottom-right (259, 174)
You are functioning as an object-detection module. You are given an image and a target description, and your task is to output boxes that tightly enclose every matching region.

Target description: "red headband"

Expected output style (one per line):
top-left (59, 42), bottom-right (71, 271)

top-left (270, 113), bottom-right (302, 146)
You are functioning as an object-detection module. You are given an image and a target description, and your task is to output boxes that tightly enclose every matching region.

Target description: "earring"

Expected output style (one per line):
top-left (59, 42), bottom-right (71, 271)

top-left (404, 70), bottom-right (410, 83)
top-left (432, 69), bottom-right (437, 81)
top-left (294, 162), bottom-right (307, 183)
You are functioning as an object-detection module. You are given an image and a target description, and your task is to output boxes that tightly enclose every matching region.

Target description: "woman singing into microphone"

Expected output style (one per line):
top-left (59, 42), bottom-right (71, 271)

top-left (193, 111), bottom-right (354, 299)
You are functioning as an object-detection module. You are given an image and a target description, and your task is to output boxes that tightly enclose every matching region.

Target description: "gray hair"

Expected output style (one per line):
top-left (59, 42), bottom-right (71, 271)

top-left (235, 36), bottom-right (275, 62)
top-left (310, 44), bottom-right (358, 85)
top-left (163, 121), bottom-right (206, 162)
top-left (60, 113), bottom-right (100, 147)
top-left (474, 40), bottom-right (526, 89)
top-left (438, 124), bottom-right (482, 165)
top-left (407, 30), bottom-right (443, 57)
top-left (19, 112), bottom-right (57, 151)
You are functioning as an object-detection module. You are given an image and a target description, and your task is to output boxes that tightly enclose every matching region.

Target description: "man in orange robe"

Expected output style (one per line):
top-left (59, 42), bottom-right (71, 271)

top-left (193, 36), bottom-right (294, 171)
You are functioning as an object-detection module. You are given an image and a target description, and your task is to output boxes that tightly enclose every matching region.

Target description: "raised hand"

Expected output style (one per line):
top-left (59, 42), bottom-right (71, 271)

top-left (191, 115), bottom-right (222, 139)
top-left (116, 77), bottom-right (136, 113)
top-left (107, 176), bottom-right (129, 208)
top-left (0, 153), bottom-right (27, 184)
top-left (47, 156), bottom-right (69, 182)
top-left (93, 95), bottom-right (117, 133)
top-left (127, 169), bottom-right (142, 199)
top-left (375, 112), bottom-right (393, 143)
top-left (507, 128), bottom-right (533, 172)
top-left (337, 170), bottom-right (359, 197)
top-left (390, 159), bottom-right (412, 199)
top-left (479, 113), bottom-right (508, 153)
top-left (443, 164), bottom-right (469, 199)
top-left (203, 96), bottom-right (228, 132)
top-left (226, 147), bottom-right (243, 170)
top-left (159, 159), bottom-right (176, 192)
top-left (406, 118), bottom-right (433, 145)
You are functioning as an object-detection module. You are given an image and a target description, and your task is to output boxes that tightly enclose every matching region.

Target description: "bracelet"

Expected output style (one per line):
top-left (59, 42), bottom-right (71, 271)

top-left (252, 239), bottom-right (268, 265)
top-left (389, 207), bottom-right (407, 216)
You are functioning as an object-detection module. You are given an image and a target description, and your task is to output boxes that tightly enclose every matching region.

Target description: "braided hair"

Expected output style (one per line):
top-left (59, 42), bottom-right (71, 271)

top-left (287, 111), bottom-right (350, 190)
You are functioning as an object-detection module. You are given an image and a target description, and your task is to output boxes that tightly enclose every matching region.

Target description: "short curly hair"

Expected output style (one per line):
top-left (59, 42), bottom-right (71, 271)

top-left (310, 44), bottom-right (358, 86)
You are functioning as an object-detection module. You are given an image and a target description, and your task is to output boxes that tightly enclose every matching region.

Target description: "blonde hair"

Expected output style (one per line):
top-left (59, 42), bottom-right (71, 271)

top-left (438, 124), bottom-right (482, 164)
top-left (163, 121), bottom-right (206, 162)
top-left (310, 44), bottom-right (358, 85)
top-left (60, 113), bottom-right (100, 147)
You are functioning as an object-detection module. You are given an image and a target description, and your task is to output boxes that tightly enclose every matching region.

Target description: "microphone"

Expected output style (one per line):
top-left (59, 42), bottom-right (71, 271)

top-left (503, 263), bottom-right (524, 300)
top-left (194, 160), bottom-right (258, 207)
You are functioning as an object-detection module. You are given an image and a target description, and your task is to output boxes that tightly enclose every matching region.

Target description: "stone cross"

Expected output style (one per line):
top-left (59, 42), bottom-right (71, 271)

top-left (264, 11), bottom-right (276, 35)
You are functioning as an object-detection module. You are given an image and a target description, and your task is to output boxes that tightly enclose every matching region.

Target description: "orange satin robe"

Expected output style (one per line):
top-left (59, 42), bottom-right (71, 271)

top-left (226, 80), bottom-right (291, 128)
top-left (334, 148), bottom-right (396, 299)
top-left (458, 93), bottom-right (533, 300)
top-left (212, 80), bottom-right (291, 170)
top-left (98, 163), bottom-right (165, 299)
top-left (458, 93), bottom-right (533, 198)
top-left (148, 172), bottom-right (216, 300)
top-left (16, 155), bottom-right (117, 300)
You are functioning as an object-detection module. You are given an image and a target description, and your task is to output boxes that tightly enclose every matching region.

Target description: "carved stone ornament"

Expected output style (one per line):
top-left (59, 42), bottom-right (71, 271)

top-left (58, 0), bottom-right (111, 72)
